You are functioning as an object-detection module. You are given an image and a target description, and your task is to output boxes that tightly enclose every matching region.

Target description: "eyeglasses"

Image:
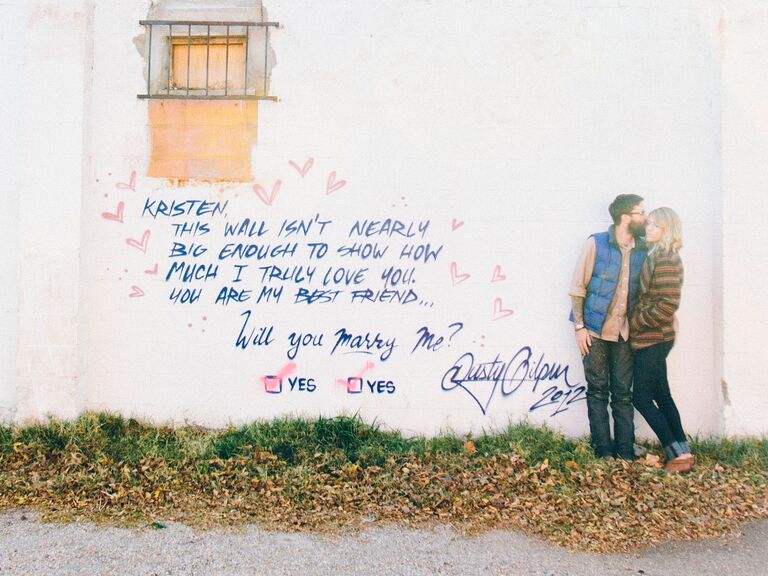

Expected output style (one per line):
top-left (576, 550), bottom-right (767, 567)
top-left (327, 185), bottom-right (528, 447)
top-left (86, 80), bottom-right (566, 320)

top-left (628, 211), bottom-right (646, 216)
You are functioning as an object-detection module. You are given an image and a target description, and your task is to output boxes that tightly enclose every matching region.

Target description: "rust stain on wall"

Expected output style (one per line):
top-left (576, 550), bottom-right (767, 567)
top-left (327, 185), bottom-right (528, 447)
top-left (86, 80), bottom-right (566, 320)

top-left (148, 100), bottom-right (259, 181)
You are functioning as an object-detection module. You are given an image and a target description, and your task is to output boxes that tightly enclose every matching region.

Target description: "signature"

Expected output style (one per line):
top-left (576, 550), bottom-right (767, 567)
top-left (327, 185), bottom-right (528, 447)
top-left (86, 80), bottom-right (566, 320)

top-left (440, 346), bottom-right (586, 416)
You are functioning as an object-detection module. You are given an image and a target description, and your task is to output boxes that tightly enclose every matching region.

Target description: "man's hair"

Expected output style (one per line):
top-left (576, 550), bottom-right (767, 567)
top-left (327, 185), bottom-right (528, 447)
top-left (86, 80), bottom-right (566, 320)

top-left (608, 194), bottom-right (644, 225)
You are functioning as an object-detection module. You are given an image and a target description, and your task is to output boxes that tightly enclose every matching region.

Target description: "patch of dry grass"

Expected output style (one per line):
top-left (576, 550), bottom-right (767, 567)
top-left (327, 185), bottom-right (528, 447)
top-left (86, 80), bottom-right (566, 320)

top-left (0, 413), bottom-right (765, 553)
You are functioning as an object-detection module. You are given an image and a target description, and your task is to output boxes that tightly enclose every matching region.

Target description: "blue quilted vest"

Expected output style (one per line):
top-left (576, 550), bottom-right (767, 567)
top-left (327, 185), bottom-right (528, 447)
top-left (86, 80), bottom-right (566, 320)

top-left (572, 227), bottom-right (647, 335)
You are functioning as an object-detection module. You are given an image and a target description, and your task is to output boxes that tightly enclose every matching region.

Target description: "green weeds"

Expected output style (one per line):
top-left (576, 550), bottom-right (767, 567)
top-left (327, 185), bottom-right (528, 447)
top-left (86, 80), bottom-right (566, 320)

top-left (2, 412), bottom-right (766, 471)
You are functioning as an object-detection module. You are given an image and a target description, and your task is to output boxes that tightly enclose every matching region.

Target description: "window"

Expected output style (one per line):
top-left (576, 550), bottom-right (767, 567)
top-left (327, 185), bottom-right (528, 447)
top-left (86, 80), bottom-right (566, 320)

top-left (171, 35), bottom-right (246, 91)
top-left (138, 20), bottom-right (278, 100)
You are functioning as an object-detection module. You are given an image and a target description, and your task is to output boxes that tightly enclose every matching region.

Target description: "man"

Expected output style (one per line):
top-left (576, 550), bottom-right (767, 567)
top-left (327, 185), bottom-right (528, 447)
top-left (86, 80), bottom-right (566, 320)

top-left (570, 194), bottom-right (647, 460)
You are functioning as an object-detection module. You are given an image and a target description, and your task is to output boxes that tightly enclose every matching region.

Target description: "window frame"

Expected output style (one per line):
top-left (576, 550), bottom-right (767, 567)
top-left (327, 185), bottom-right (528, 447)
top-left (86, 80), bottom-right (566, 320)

top-left (138, 19), bottom-right (279, 101)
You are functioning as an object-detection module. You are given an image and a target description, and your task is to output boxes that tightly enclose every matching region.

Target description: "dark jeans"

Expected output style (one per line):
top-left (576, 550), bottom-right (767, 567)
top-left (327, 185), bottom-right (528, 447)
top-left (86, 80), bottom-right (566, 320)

top-left (582, 337), bottom-right (635, 459)
top-left (632, 340), bottom-right (687, 448)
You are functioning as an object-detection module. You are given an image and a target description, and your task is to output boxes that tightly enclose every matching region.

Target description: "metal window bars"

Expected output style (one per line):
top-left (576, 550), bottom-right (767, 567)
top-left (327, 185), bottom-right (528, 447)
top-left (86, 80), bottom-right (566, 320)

top-left (138, 20), bottom-right (278, 101)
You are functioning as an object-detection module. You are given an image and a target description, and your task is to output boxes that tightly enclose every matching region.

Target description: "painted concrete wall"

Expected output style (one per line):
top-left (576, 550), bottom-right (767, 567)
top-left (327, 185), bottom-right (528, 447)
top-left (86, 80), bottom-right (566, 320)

top-left (2, 0), bottom-right (765, 437)
top-left (0, 0), bottom-right (25, 422)
top-left (2, 0), bottom-right (90, 421)
top-left (721, 1), bottom-right (768, 436)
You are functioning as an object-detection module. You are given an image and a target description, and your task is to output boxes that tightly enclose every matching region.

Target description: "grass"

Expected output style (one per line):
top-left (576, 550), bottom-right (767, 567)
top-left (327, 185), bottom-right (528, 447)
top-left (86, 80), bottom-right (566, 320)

top-left (0, 413), bottom-right (766, 553)
top-left (0, 413), bottom-right (604, 468)
top-left (3, 412), bottom-right (764, 469)
top-left (690, 436), bottom-right (768, 469)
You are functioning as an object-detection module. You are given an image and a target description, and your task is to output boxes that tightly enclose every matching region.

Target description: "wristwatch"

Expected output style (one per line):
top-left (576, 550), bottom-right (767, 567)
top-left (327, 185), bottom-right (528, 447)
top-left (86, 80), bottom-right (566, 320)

top-left (574, 323), bottom-right (585, 331)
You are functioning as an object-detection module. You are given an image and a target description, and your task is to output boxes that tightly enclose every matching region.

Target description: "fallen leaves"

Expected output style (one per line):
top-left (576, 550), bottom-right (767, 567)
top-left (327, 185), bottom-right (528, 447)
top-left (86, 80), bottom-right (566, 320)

top-left (642, 454), bottom-right (663, 468)
top-left (0, 422), bottom-right (766, 554)
top-left (1, 450), bottom-right (765, 554)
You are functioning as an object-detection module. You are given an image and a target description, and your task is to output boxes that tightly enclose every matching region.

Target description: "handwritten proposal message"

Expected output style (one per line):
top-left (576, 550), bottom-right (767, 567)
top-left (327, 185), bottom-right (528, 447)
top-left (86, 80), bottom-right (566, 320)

top-left (149, 201), bottom-right (444, 357)
top-left (100, 167), bottom-right (584, 418)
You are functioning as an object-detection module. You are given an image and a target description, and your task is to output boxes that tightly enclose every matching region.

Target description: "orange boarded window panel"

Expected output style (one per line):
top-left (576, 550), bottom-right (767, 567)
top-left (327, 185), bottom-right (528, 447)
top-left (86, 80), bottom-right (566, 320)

top-left (171, 37), bottom-right (246, 92)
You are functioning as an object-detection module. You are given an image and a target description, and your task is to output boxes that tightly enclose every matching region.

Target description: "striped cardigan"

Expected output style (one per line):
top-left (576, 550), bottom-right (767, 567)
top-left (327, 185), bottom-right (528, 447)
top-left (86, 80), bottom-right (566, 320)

top-left (630, 246), bottom-right (684, 350)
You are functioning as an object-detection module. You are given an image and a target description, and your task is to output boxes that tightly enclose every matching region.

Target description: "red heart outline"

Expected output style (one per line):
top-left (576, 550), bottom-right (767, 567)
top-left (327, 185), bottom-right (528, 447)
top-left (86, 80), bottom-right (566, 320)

top-left (326, 171), bottom-right (347, 195)
top-left (101, 201), bottom-right (125, 223)
top-left (450, 262), bottom-right (471, 286)
top-left (253, 179), bottom-right (282, 206)
top-left (492, 298), bottom-right (514, 321)
top-left (116, 170), bottom-right (136, 191)
top-left (129, 285), bottom-right (145, 298)
top-left (288, 157), bottom-right (314, 178)
top-left (126, 229), bottom-right (150, 253)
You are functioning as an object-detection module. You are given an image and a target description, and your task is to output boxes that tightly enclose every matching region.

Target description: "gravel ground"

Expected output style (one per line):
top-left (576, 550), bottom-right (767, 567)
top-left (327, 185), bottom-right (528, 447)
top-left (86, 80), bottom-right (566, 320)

top-left (0, 511), bottom-right (765, 575)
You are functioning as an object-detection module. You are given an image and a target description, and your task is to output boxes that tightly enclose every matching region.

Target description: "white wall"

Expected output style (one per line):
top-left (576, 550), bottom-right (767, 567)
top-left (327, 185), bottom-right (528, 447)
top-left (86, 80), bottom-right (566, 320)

top-left (3, 0), bottom-right (91, 422)
top-left (0, 0), bottom-right (25, 422)
top-left (4, 0), bottom-right (764, 437)
top-left (721, 1), bottom-right (768, 435)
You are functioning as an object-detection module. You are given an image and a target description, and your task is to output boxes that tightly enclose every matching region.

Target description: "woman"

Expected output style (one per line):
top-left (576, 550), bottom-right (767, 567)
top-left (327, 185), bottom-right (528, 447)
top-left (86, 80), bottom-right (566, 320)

top-left (630, 207), bottom-right (694, 473)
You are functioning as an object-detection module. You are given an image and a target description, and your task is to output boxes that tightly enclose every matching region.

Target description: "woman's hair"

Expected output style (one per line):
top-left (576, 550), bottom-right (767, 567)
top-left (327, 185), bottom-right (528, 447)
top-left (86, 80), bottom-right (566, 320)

top-left (649, 207), bottom-right (683, 252)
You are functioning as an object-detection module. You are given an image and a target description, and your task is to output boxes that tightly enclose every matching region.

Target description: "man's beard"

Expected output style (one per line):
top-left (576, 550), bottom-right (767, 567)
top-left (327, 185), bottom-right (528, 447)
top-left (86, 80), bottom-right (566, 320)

top-left (629, 221), bottom-right (646, 238)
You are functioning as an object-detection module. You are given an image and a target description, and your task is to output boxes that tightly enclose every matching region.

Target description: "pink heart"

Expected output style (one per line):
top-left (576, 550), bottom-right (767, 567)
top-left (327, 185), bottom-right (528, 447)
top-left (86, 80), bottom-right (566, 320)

top-left (451, 218), bottom-right (464, 231)
top-left (129, 285), bottom-right (145, 298)
top-left (326, 171), bottom-right (347, 195)
top-left (101, 201), bottom-right (125, 223)
top-left (126, 229), bottom-right (150, 253)
top-left (253, 179), bottom-right (282, 206)
top-left (115, 170), bottom-right (136, 191)
top-left (491, 265), bottom-right (507, 283)
top-left (144, 263), bottom-right (159, 275)
top-left (450, 262), bottom-right (471, 286)
top-left (492, 298), bottom-right (514, 321)
top-left (288, 157), bottom-right (314, 178)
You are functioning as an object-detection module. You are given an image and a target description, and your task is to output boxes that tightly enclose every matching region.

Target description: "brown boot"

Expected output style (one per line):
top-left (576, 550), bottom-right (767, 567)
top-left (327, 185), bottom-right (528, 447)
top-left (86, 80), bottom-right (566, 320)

top-left (665, 455), bottom-right (692, 473)
top-left (679, 453), bottom-right (696, 467)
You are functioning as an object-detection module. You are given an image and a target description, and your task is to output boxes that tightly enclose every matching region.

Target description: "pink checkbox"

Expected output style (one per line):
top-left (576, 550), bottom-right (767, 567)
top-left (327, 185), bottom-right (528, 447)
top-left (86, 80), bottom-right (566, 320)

top-left (264, 376), bottom-right (283, 394)
top-left (346, 377), bottom-right (363, 394)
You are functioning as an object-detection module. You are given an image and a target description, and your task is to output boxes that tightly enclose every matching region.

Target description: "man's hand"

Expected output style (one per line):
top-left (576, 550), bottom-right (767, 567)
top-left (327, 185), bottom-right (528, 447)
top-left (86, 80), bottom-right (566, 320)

top-left (575, 328), bottom-right (592, 356)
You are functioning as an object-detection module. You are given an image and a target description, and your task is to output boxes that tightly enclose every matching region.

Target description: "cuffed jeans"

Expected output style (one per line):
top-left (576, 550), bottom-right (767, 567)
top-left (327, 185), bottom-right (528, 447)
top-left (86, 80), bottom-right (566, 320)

top-left (582, 337), bottom-right (635, 459)
top-left (632, 340), bottom-right (687, 448)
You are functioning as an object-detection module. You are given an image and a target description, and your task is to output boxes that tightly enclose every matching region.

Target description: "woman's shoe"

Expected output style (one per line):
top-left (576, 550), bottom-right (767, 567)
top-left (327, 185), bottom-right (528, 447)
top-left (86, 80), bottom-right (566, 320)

top-left (679, 453), bottom-right (696, 467)
top-left (678, 441), bottom-right (696, 467)
top-left (664, 455), bottom-right (692, 473)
